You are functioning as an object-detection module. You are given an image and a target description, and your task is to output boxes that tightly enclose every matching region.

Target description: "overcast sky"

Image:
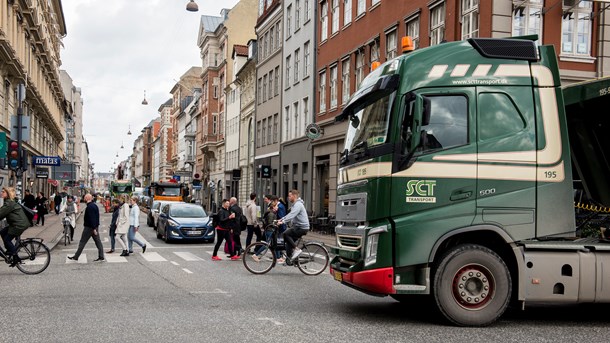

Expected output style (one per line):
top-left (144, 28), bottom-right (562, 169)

top-left (60, 0), bottom-right (239, 174)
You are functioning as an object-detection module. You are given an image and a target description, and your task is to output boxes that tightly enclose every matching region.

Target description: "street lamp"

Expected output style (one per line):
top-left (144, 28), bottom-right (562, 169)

top-left (186, 0), bottom-right (199, 12)
top-left (127, 124), bottom-right (132, 135)
top-left (141, 90), bottom-right (148, 105)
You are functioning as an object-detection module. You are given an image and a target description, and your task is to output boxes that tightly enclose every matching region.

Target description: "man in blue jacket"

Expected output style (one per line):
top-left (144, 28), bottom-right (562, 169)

top-left (68, 193), bottom-right (105, 262)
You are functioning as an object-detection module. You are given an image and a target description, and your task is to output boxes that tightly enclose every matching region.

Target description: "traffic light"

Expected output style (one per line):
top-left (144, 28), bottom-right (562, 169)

top-left (7, 140), bottom-right (20, 171)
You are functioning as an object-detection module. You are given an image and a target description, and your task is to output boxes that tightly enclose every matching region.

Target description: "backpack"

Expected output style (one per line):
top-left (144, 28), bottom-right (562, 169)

top-left (240, 213), bottom-right (248, 229)
top-left (19, 203), bottom-right (35, 227)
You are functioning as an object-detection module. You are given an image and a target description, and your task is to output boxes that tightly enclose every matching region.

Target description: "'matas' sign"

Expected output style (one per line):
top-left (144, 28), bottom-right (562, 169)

top-left (33, 156), bottom-right (61, 166)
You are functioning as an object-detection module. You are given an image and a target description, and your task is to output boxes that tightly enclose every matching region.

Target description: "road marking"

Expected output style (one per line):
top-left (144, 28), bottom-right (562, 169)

top-left (204, 251), bottom-right (212, 255)
top-left (170, 261), bottom-right (180, 266)
top-left (141, 252), bottom-right (167, 262)
top-left (173, 252), bottom-right (204, 261)
top-left (102, 238), bottom-right (109, 243)
top-left (190, 289), bottom-right (229, 295)
top-left (105, 255), bottom-right (128, 263)
top-left (21, 257), bottom-right (47, 265)
top-left (182, 268), bottom-right (193, 274)
top-left (66, 255), bottom-right (87, 264)
top-left (257, 318), bottom-right (284, 326)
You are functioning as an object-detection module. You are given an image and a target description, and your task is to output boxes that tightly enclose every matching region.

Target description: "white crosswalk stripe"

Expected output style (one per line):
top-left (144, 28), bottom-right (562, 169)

top-left (141, 252), bottom-right (167, 262)
top-left (173, 252), bottom-right (204, 261)
top-left (63, 250), bottom-right (210, 264)
top-left (66, 255), bottom-right (88, 263)
top-left (105, 255), bottom-right (128, 263)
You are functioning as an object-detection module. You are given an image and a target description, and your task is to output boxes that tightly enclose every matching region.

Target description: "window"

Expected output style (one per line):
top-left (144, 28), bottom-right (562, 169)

top-left (287, 4), bottom-right (292, 38)
top-left (259, 0), bottom-right (264, 15)
top-left (344, 0), bottom-right (352, 26)
top-left (270, 27), bottom-right (275, 51)
top-left (386, 30), bottom-right (397, 60)
top-left (274, 66), bottom-right (280, 95)
top-left (321, 1), bottom-right (328, 41)
top-left (478, 93), bottom-right (525, 141)
top-left (332, 0), bottom-right (339, 34)
top-left (419, 95), bottom-right (468, 153)
top-left (304, 41), bottom-right (310, 77)
top-left (461, 0), bottom-right (479, 39)
top-left (276, 22), bottom-right (281, 48)
top-left (406, 17), bottom-right (420, 49)
top-left (285, 106), bottom-right (291, 140)
top-left (294, 102), bottom-right (300, 138)
top-left (262, 118), bottom-right (267, 145)
top-left (319, 70), bottom-right (327, 112)
top-left (372, 0), bottom-right (380, 5)
top-left (303, 97), bottom-right (309, 126)
top-left (430, 2), bottom-right (446, 46)
top-left (263, 75), bottom-right (267, 101)
top-left (268, 70), bottom-right (274, 99)
top-left (294, 48), bottom-right (300, 83)
top-left (355, 50), bottom-right (364, 87)
top-left (561, 1), bottom-right (592, 56)
top-left (357, 0), bottom-right (365, 16)
top-left (286, 56), bottom-right (291, 87)
top-left (274, 114), bottom-right (279, 143)
top-left (330, 65), bottom-right (338, 108)
top-left (342, 59), bottom-right (350, 104)
top-left (295, 0), bottom-right (301, 28)
top-left (512, 0), bottom-right (542, 44)
top-left (264, 32), bottom-right (269, 57)
top-left (268, 116), bottom-right (273, 144)
top-left (370, 40), bottom-right (379, 64)
top-left (213, 114), bottom-right (218, 135)
top-left (305, 0), bottom-right (310, 22)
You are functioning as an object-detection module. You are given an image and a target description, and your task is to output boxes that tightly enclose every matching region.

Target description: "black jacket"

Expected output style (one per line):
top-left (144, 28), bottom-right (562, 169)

top-left (217, 207), bottom-right (233, 230)
top-left (83, 201), bottom-right (100, 229)
top-left (229, 204), bottom-right (244, 233)
top-left (24, 194), bottom-right (36, 209)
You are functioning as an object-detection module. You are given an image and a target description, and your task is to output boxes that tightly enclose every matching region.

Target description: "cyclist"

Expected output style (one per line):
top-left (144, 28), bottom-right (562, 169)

top-left (0, 187), bottom-right (30, 267)
top-left (276, 189), bottom-right (309, 262)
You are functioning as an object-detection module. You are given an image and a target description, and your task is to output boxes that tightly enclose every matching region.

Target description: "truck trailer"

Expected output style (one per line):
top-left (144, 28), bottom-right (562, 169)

top-left (329, 35), bottom-right (610, 326)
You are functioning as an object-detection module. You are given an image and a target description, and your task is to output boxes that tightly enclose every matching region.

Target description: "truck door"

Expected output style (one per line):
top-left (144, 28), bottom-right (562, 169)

top-left (392, 88), bottom-right (477, 267)
top-left (474, 87), bottom-right (536, 239)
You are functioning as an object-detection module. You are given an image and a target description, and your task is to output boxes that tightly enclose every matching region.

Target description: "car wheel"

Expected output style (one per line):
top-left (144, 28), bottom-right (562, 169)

top-left (156, 223), bottom-right (163, 239)
top-left (147, 215), bottom-right (153, 227)
top-left (164, 228), bottom-right (171, 243)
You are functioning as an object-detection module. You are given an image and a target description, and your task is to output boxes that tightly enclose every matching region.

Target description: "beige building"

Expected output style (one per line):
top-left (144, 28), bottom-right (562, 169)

top-left (0, 0), bottom-right (68, 197)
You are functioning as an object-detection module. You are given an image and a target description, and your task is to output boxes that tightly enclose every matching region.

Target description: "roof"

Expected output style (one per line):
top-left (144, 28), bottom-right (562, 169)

top-left (201, 15), bottom-right (224, 33)
top-left (233, 44), bottom-right (248, 57)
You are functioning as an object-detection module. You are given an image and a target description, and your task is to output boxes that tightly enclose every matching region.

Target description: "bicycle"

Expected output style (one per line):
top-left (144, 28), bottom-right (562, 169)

top-left (242, 223), bottom-right (329, 275)
top-left (61, 214), bottom-right (73, 246)
top-left (0, 237), bottom-right (51, 275)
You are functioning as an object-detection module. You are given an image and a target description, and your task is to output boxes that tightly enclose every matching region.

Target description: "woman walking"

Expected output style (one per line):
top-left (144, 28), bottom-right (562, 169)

top-left (127, 195), bottom-right (146, 254)
top-left (115, 195), bottom-right (130, 256)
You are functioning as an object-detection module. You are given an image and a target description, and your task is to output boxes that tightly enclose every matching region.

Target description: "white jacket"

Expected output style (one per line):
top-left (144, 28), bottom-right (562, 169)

top-left (116, 203), bottom-right (130, 234)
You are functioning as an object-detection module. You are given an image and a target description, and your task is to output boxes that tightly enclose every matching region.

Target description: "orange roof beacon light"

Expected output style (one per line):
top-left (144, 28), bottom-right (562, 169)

top-left (402, 36), bottom-right (414, 54)
top-left (371, 61), bottom-right (381, 71)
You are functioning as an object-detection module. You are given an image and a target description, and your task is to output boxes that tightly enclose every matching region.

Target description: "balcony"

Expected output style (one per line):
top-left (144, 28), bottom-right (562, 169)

top-left (184, 130), bottom-right (196, 141)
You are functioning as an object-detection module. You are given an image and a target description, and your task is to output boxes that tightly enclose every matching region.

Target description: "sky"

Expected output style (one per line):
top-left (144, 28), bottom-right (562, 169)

top-left (60, 0), bottom-right (240, 174)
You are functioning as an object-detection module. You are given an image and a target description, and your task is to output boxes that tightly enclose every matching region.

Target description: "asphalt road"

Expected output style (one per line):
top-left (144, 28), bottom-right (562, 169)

top-left (1, 209), bottom-right (609, 342)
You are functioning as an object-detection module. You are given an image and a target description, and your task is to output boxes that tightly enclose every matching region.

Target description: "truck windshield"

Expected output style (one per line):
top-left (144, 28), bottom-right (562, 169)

top-left (155, 187), bottom-right (181, 196)
top-left (344, 91), bottom-right (395, 154)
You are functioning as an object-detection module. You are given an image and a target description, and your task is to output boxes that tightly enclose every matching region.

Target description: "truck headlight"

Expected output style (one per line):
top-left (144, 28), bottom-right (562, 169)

top-left (364, 225), bottom-right (387, 266)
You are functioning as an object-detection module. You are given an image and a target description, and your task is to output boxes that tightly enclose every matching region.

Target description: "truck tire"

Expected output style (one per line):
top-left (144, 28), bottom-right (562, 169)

top-left (432, 244), bottom-right (511, 327)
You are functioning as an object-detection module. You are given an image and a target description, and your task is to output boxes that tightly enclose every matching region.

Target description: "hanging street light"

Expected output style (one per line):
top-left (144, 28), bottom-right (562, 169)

top-left (186, 0), bottom-right (199, 12)
top-left (121, 141), bottom-right (124, 149)
top-left (127, 124), bottom-right (132, 135)
top-left (142, 90), bottom-right (148, 105)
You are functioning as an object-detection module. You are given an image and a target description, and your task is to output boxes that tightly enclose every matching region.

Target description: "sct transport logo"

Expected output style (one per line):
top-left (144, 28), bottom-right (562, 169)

top-left (406, 180), bottom-right (437, 203)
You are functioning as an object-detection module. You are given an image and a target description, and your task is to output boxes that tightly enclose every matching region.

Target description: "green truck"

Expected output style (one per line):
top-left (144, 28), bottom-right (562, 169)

top-left (329, 35), bottom-right (610, 326)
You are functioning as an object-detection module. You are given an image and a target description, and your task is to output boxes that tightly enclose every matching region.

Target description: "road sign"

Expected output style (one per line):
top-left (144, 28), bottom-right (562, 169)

top-left (172, 175), bottom-right (181, 181)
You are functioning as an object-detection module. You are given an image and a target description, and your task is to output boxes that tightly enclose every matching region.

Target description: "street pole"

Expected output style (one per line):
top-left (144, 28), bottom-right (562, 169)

top-left (16, 83), bottom-right (25, 199)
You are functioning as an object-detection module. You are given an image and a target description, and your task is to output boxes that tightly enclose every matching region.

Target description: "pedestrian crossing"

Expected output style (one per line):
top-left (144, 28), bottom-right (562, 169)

top-left (64, 250), bottom-right (215, 264)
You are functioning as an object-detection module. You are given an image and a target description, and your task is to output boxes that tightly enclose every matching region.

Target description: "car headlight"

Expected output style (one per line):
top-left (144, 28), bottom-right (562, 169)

top-left (168, 219), bottom-right (179, 227)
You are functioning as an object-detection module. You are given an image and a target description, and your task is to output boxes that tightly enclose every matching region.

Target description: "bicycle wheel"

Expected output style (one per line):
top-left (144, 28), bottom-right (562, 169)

top-left (297, 242), bottom-right (329, 276)
top-left (243, 242), bottom-right (275, 274)
top-left (15, 240), bottom-right (51, 275)
top-left (63, 226), bottom-right (70, 246)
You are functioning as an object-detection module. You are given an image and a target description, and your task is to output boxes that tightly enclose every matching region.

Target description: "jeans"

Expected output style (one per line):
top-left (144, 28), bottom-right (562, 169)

top-left (128, 226), bottom-right (145, 252)
top-left (245, 224), bottom-right (262, 247)
top-left (109, 227), bottom-right (116, 250)
top-left (0, 227), bottom-right (17, 256)
top-left (283, 227), bottom-right (308, 258)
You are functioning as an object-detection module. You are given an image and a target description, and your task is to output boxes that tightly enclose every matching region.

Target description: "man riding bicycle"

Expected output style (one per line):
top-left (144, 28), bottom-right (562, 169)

top-left (0, 187), bottom-right (31, 267)
top-left (276, 189), bottom-right (309, 261)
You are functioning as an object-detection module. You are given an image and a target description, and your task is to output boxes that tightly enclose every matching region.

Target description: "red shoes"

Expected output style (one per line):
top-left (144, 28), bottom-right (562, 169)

top-left (212, 256), bottom-right (221, 261)
top-left (230, 255), bottom-right (241, 261)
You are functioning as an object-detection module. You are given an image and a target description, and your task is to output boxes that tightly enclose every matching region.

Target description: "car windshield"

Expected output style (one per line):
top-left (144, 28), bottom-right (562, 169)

top-left (344, 91), bottom-right (395, 153)
top-left (153, 201), bottom-right (160, 210)
top-left (170, 205), bottom-right (206, 218)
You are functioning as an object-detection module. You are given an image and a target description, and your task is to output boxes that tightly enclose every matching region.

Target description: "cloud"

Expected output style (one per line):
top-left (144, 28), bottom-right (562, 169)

top-left (60, 0), bottom-right (239, 173)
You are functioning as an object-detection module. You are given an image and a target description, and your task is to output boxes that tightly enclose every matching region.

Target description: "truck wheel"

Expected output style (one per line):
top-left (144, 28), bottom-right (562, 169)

top-left (432, 244), bottom-right (511, 327)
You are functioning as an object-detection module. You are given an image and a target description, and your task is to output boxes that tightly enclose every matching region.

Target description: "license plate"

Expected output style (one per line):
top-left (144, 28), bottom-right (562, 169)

top-left (187, 230), bottom-right (200, 236)
top-left (333, 270), bottom-right (343, 282)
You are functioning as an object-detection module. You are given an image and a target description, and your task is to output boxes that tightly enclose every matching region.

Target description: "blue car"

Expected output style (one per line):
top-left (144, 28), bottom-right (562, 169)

top-left (156, 202), bottom-right (215, 243)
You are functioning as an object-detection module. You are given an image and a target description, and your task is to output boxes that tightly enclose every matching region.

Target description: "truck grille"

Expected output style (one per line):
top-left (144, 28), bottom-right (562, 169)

top-left (337, 234), bottom-right (362, 250)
